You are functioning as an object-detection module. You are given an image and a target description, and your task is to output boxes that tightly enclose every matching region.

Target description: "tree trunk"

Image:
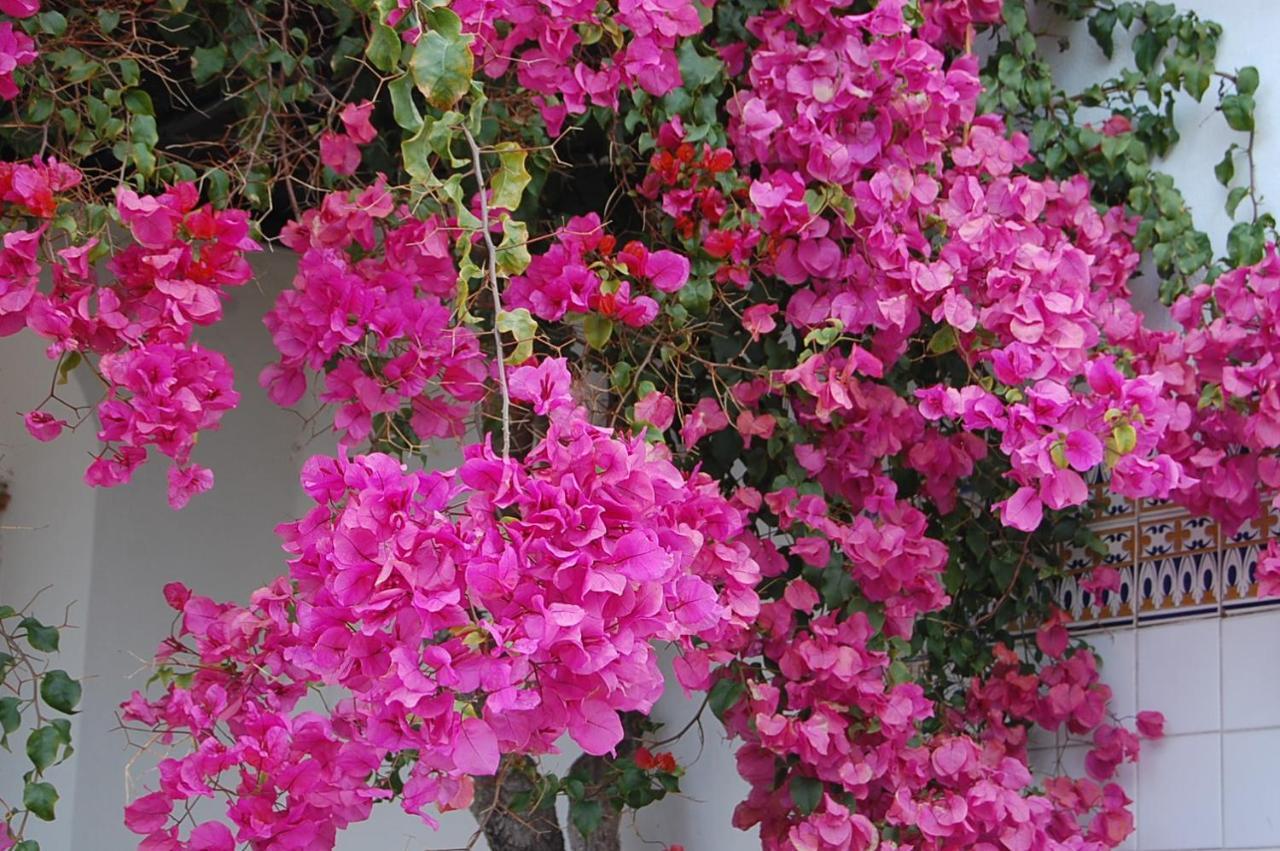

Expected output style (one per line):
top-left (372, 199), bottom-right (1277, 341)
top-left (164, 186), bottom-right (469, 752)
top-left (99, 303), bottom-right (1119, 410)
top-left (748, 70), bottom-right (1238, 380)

top-left (566, 751), bottom-right (623, 851)
top-left (470, 756), bottom-right (565, 851)
top-left (566, 711), bottom-right (648, 851)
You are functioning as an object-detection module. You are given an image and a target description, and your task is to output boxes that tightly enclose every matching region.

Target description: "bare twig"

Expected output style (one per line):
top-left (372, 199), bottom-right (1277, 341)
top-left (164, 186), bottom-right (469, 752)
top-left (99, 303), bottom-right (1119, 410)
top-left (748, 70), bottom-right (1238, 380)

top-left (462, 125), bottom-right (512, 460)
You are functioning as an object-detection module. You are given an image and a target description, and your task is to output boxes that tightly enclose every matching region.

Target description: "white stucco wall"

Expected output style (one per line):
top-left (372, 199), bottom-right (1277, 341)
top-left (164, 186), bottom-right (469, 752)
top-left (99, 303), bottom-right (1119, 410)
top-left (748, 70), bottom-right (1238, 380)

top-left (1, 2), bottom-right (1279, 848)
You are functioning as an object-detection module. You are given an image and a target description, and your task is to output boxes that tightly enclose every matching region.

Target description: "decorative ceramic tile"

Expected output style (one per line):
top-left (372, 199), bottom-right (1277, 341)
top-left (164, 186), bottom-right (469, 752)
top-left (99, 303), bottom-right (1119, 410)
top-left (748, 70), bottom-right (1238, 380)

top-left (1135, 553), bottom-right (1219, 623)
top-left (1058, 566), bottom-right (1136, 628)
top-left (1055, 488), bottom-right (1280, 629)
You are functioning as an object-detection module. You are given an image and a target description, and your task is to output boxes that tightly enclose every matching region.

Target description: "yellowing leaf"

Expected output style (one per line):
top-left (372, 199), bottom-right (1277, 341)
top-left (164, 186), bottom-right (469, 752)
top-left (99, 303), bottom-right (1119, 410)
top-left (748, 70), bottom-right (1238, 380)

top-left (410, 9), bottom-right (474, 110)
top-left (496, 218), bottom-right (531, 276)
top-left (497, 307), bottom-right (537, 363)
top-left (490, 142), bottom-right (531, 211)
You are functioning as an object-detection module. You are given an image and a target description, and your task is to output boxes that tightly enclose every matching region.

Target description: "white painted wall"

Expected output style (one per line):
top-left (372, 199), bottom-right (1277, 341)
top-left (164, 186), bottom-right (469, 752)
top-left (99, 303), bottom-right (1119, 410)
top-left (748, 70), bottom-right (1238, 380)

top-left (0, 330), bottom-right (97, 850)
top-left (2, 2), bottom-right (1279, 848)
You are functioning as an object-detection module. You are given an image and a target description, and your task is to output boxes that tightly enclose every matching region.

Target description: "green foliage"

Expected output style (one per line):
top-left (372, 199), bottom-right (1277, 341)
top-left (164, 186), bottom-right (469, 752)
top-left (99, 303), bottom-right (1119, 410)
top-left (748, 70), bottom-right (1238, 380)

top-left (410, 9), bottom-right (474, 110)
top-left (981, 0), bottom-right (1271, 302)
top-left (789, 775), bottom-right (823, 816)
top-left (0, 603), bottom-right (80, 843)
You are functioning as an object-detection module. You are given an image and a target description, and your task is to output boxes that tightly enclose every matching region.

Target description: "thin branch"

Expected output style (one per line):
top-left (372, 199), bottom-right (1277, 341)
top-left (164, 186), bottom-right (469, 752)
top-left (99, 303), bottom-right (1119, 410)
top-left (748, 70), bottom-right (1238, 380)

top-left (462, 125), bottom-right (512, 460)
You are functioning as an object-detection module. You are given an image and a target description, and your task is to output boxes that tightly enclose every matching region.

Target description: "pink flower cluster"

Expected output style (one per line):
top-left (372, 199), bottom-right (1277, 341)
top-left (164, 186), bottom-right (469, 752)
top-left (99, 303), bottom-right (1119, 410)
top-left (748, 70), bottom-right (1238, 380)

top-left (430, 0), bottom-right (703, 134)
top-left (639, 117), bottom-right (759, 289)
top-left (260, 180), bottom-right (487, 446)
top-left (918, 357), bottom-right (1190, 533)
top-left (652, 0), bottom-right (1186, 541)
top-left (0, 0), bottom-right (37, 101)
top-left (633, 0), bottom-right (1183, 846)
top-left (116, 0), bottom-right (1280, 844)
top-left (319, 101), bottom-right (376, 176)
top-left (1120, 245), bottom-right (1280, 534)
top-left (504, 212), bottom-right (691, 326)
top-left (123, 359), bottom-right (762, 847)
top-left (956, 640), bottom-right (1163, 848)
top-left (2, 159), bottom-right (257, 508)
top-left (719, 595), bottom-right (1161, 851)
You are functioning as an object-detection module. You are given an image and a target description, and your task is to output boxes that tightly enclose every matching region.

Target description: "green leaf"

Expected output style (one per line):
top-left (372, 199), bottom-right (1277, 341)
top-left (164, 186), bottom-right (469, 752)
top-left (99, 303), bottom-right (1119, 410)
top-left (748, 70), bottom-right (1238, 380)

top-left (707, 677), bottom-right (744, 720)
top-left (191, 45), bottom-right (228, 86)
top-left (24, 96), bottom-right (53, 124)
top-left (123, 89), bottom-right (154, 116)
top-left (584, 313), bottom-right (614, 350)
top-left (1226, 186), bottom-right (1249, 219)
top-left (0, 696), bottom-right (20, 741)
top-left (38, 10), bottom-right (67, 36)
top-left (1221, 94), bottom-right (1255, 132)
top-left (496, 307), bottom-right (538, 363)
top-left (1237, 66), bottom-right (1260, 95)
top-left (496, 218), bottom-right (531, 276)
top-left (1111, 422), bottom-right (1138, 455)
top-left (40, 671), bottom-right (81, 715)
top-left (97, 9), bottom-right (121, 32)
top-left (1198, 383), bottom-right (1223, 410)
top-left (389, 73), bottom-right (424, 132)
top-left (20, 618), bottom-right (58, 652)
top-left (366, 23), bottom-right (402, 73)
top-left (130, 114), bottom-right (158, 147)
top-left (204, 168), bottom-right (231, 206)
top-left (1227, 221), bottom-right (1266, 266)
top-left (26, 726), bottom-right (62, 772)
top-left (130, 142), bottom-right (157, 177)
top-left (1215, 148), bottom-right (1235, 186)
top-left (489, 142), bottom-right (530, 211)
top-left (789, 775), bottom-right (823, 816)
top-left (1133, 28), bottom-right (1164, 74)
top-left (570, 798), bottom-right (603, 836)
top-left (23, 781), bottom-right (57, 821)
top-left (1087, 9), bottom-right (1117, 59)
top-left (401, 123), bottom-right (435, 183)
top-left (410, 10), bottom-right (474, 110)
top-left (888, 659), bottom-right (910, 684)
top-left (1002, 0), bottom-right (1028, 37)
top-left (677, 40), bottom-right (723, 89)
top-left (927, 325), bottom-right (957, 354)
top-left (965, 524), bottom-right (988, 556)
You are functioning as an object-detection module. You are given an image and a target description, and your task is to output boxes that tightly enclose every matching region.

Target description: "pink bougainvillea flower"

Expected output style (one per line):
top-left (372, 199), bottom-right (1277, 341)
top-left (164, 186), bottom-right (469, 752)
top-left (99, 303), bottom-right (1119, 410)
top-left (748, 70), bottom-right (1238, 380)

top-left (645, 249), bottom-right (691, 293)
top-left (1259, 542), bottom-right (1280, 597)
top-left (1065, 430), bottom-right (1105, 471)
top-left (166, 464), bottom-right (214, 510)
top-left (0, 0), bottom-right (39, 17)
top-left (339, 100), bottom-right (377, 145)
top-left (999, 486), bottom-right (1043, 532)
top-left (187, 822), bottom-right (234, 851)
top-left (742, 304), bottom-right (779, 341)
top-left (115, 186), bottom-right (180, 249)
top-left (319, 131), bottom-right (361, 176)
top-left (736, 410), bottom-right (776, 448)
top-left (1036, 609), bottom-right (1070, 659)
top-left (681, 397), bottom-right (729, 447)
top-left (635, 390), bottom-right (676, 431)
top-left (23, 410), bottom-right (66, 442)
top-left (1135, 710), bottom-right (1165, 739)
top-left (509, 356), bottom-right (573, 415)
